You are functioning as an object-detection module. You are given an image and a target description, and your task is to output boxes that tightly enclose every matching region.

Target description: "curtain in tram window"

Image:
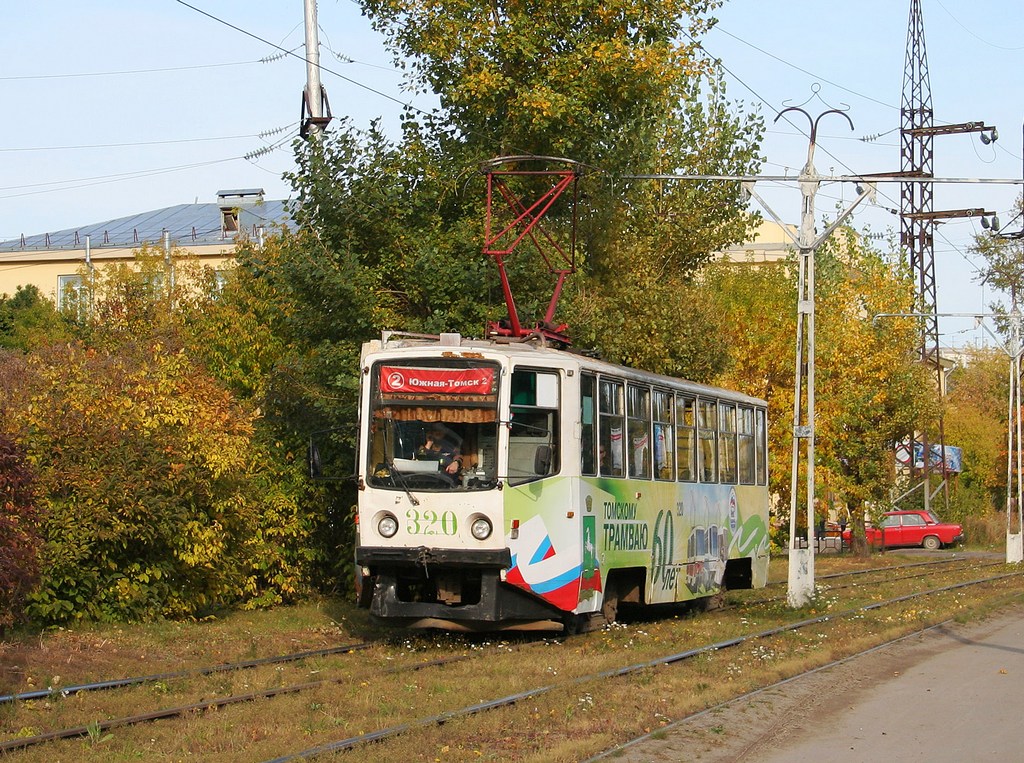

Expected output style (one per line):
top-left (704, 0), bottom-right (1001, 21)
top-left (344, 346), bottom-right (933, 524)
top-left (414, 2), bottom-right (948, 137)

top-left (373, 407), bottom-right (496, 423)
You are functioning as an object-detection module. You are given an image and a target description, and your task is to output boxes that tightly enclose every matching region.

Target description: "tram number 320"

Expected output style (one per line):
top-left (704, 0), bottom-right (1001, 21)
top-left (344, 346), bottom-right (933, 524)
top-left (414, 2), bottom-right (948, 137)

top-left (406, 509), bottom-right (459, 536)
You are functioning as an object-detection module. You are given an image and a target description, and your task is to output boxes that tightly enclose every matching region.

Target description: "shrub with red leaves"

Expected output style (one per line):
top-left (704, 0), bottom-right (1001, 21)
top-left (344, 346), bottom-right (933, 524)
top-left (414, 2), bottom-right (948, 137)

top-left (0, 432), bottom-right (40, 632)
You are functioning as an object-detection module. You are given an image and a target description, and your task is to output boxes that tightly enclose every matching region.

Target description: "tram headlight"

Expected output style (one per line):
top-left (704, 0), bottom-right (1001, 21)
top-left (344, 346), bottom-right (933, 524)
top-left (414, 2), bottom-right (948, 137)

top-left (377, 513), bottom-right (399, 539)
top-left (470, 516), bottom-right (493, 541)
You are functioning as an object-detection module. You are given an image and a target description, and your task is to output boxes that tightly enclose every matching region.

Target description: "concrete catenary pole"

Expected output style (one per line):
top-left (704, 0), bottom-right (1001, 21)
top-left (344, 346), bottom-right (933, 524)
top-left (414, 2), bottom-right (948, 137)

top-left (301, 0), bottom-right (331, 138)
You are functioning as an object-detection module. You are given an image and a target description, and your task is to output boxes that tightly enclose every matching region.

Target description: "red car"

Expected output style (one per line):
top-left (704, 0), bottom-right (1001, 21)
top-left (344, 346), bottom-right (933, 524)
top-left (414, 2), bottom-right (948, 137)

top-left (842, 510), bottom-right (964, 550)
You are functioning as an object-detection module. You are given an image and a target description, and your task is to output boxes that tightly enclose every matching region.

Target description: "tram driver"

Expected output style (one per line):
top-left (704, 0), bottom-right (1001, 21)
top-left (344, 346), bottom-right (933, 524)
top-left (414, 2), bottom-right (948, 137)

top-left (415, 425), bottom-right (463, 476)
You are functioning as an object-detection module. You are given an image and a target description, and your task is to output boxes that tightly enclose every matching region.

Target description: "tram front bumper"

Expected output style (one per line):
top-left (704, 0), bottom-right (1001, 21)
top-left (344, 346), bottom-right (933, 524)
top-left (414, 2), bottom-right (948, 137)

top-left (356, 546), bottom-right (563, 630)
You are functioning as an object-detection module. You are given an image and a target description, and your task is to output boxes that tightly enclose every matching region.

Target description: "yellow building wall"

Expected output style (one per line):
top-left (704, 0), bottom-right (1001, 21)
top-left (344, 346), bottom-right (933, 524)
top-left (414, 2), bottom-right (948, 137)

top-left (0, 244), bottom-right (236, 302)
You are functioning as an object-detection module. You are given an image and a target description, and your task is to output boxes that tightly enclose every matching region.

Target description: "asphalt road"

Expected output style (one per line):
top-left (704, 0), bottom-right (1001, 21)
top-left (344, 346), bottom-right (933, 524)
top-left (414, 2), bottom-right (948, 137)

top-left (602, 605), bottom-right (1024, 762)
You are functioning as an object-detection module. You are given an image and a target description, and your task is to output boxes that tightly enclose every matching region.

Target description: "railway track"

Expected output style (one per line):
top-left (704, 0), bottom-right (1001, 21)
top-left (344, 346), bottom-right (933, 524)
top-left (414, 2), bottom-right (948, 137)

top-left (0, 557), bottom-right (969, 708)
top-left (1, 557), bottom-right (1018, 761)
top-left (263, 570), bottom-right (1023, 762)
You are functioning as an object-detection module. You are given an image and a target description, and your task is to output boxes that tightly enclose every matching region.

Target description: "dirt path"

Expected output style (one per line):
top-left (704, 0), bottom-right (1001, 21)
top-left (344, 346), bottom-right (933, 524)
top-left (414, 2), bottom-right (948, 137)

top-left (601, 606), bottom-right (1024, 762)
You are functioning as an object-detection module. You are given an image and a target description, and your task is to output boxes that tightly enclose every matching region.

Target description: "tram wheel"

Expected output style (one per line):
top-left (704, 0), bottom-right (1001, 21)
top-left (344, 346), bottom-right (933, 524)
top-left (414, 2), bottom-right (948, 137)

top-left (601, 591), bottom-right (620, 624)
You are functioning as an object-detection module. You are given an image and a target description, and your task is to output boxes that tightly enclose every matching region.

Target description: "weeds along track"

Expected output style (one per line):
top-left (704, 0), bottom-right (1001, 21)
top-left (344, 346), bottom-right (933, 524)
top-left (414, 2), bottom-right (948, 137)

top-left (2, 558), bottom-right (1020, 761)
top-left (0, 642), bottom-right (375, 707)
top-left (258, 569), bottom-right (1023, 763)
top-left (744, 556), bottom-right (1005, 606)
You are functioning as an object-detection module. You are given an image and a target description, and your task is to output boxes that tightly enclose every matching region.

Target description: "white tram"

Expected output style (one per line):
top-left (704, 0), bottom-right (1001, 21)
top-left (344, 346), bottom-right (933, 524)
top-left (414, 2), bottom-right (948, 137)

top-left (354, 331), bottom-right (770, 631)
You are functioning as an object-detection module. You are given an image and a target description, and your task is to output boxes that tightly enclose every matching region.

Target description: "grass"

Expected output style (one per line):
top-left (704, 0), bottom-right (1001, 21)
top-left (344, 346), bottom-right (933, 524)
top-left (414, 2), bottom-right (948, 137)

top-left (0, 553), bottom-right (1022, 761)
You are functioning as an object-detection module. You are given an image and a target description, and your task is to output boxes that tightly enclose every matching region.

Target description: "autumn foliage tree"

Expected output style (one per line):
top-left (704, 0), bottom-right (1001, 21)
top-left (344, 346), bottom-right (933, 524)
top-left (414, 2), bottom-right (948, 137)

top-left (706, 230), bottom-right (935, 545)
top-left (943, 347), bottom-right (1009, 519)
top-left (0, 252), bottom-right (327, 624)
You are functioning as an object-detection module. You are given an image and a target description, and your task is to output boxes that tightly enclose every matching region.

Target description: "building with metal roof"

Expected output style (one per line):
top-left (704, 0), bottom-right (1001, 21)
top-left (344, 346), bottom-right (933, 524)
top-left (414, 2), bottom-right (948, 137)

top-left (0, 189), bottom-right (293, 306)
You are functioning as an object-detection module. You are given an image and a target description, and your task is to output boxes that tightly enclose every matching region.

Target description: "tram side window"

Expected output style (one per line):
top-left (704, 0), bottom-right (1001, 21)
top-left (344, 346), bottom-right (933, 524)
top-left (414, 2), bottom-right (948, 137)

top-left (719, 402), bottom-right (738, 484)
top-left (599, 378), bottom-right (624, 477)
top-left (755, 408), bottom-right (768, 485)
top-left (581, 374), bottom-right (597, 476)
top-left (698, 399), bottom-right (718, 482)
top-left (508, 368), bottom-right (560, 485)
top-left (738, 406), bottom-right (756, 484)
top-left (653, 389), bottom-right (674, 481)
top-left (676, 395), bottom-right (696, 482)
top-left (627, 383), bottom-right (652, 479)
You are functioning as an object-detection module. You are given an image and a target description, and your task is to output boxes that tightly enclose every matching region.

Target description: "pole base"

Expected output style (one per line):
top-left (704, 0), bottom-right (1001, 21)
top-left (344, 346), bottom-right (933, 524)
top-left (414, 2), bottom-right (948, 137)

top-left (787, 547), bottom-right (815, 607)
top-left (1007, 532), bottom-right (1023, 564)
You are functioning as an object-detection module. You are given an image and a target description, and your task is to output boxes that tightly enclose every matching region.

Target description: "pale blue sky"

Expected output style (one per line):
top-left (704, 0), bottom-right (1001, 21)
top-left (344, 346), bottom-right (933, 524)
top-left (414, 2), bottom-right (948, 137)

top-left (2, 1), bottom-right (1020, 344)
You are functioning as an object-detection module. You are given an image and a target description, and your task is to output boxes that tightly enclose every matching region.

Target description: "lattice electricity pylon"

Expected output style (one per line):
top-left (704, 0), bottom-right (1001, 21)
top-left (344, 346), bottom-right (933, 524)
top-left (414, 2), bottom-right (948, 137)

top-left (901, 0), bottom-right (936, 365)
top-left (481, 156), bottom-right (581, 345)
top-left (900, 0), bottom-right (997, 512)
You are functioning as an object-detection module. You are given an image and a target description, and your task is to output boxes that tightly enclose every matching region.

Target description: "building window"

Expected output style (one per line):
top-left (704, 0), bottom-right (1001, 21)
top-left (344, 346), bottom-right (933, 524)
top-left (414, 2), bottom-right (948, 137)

top-left (57, 274), bottom-right (86, 318)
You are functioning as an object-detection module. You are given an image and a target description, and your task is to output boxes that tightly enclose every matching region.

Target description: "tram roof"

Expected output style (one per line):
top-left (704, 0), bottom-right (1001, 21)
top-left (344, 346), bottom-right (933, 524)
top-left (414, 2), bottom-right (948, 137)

top-left (364, 332), bottom-right (767, 408)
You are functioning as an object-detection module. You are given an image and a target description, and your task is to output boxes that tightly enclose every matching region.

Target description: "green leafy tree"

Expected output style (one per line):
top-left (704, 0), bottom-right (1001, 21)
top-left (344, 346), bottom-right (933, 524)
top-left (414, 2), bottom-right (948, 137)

top-left (281, 0), bottom-right (763, 383)
top-left (0, 284), bottom-right (71, 351)
top-left (0, 252), bottom-right (330, 622)
top-left (701, 257), bottom-right (796, 505)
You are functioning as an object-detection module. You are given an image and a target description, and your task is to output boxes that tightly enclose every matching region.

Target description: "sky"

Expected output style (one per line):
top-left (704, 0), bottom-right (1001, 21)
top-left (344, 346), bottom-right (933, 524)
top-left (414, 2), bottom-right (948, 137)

top-left (2, 0), bottom-right (1021, 347)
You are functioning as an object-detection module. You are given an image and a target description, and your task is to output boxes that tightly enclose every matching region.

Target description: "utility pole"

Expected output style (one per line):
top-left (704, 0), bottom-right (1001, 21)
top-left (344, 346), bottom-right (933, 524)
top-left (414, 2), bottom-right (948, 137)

top-left (300, 0), bottom-right (332, 139)
top-left (744, 101), bottom-right (875, 608)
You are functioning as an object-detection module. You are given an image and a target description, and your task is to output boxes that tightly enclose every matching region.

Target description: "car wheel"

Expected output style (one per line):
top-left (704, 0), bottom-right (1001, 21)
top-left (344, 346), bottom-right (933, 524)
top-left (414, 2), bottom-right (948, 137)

top-left (922, 535), bottom-right (941, 551)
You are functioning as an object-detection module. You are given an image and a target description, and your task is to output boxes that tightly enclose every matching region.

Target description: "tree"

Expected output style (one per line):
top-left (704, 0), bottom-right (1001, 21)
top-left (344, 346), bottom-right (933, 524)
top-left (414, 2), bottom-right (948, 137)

top-left (0, 284), bottom-right (71, 351)
top-left (0, 251), bottom-right (332, 623)
top-left (702, 230), bottom-right (936, 550)
top-left (282, 1), bottom-right (763, 372)
top-left (943, 347), bottom-right (1009, 518)
top-left (813, 231), bottom-right (937, 545)
top-left (2, 341), bottom-right (318, 623)
top-left (700, 257), bottom-right (797, 505)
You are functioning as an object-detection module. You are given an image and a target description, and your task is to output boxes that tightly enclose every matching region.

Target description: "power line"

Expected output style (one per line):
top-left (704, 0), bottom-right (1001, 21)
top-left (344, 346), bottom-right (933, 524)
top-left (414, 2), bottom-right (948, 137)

top-left (934, 0), bottom-right (1024, 51)
top-left (173, 0), bottom-right (427, 116)
top-left (0, 59), bottom-right (265, 81)
top-left (710, 25), bottom-right (899, 112)
top-left (0, 131), bottom-right (289, 154)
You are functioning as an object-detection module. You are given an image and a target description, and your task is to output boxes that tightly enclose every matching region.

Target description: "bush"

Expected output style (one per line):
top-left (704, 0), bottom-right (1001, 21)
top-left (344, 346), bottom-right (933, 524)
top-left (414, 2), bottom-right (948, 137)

top-left (3, 342), bottom-right (321, 624)
top-left (0, 432), bottom-right (41, 631)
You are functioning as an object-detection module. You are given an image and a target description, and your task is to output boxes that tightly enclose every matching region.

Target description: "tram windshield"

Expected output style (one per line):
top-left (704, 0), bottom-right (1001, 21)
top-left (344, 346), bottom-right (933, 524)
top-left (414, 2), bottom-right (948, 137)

top-left (366, 360), bottom-right (501, 491)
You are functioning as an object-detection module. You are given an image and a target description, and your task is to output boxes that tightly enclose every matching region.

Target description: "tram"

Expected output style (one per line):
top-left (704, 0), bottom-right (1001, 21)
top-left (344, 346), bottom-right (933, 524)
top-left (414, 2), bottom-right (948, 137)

top-left (353, 330), bottom-right (770, 632)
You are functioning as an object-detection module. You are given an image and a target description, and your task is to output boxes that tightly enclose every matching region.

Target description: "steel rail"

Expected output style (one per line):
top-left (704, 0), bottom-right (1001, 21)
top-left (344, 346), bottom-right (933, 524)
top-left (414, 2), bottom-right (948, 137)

top-left (588, 587), bottom-right (1024, 761)
top-left (0, 654), bottom-right (466, 753)
top-left (0, 640), bottom-right (373, 706)
top-left (765, 555), bottom-right (970, 588)
top-left (746, 559), bottom-right (1004, 606)
top-left (261, 571), bottom-right (1023, 762)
